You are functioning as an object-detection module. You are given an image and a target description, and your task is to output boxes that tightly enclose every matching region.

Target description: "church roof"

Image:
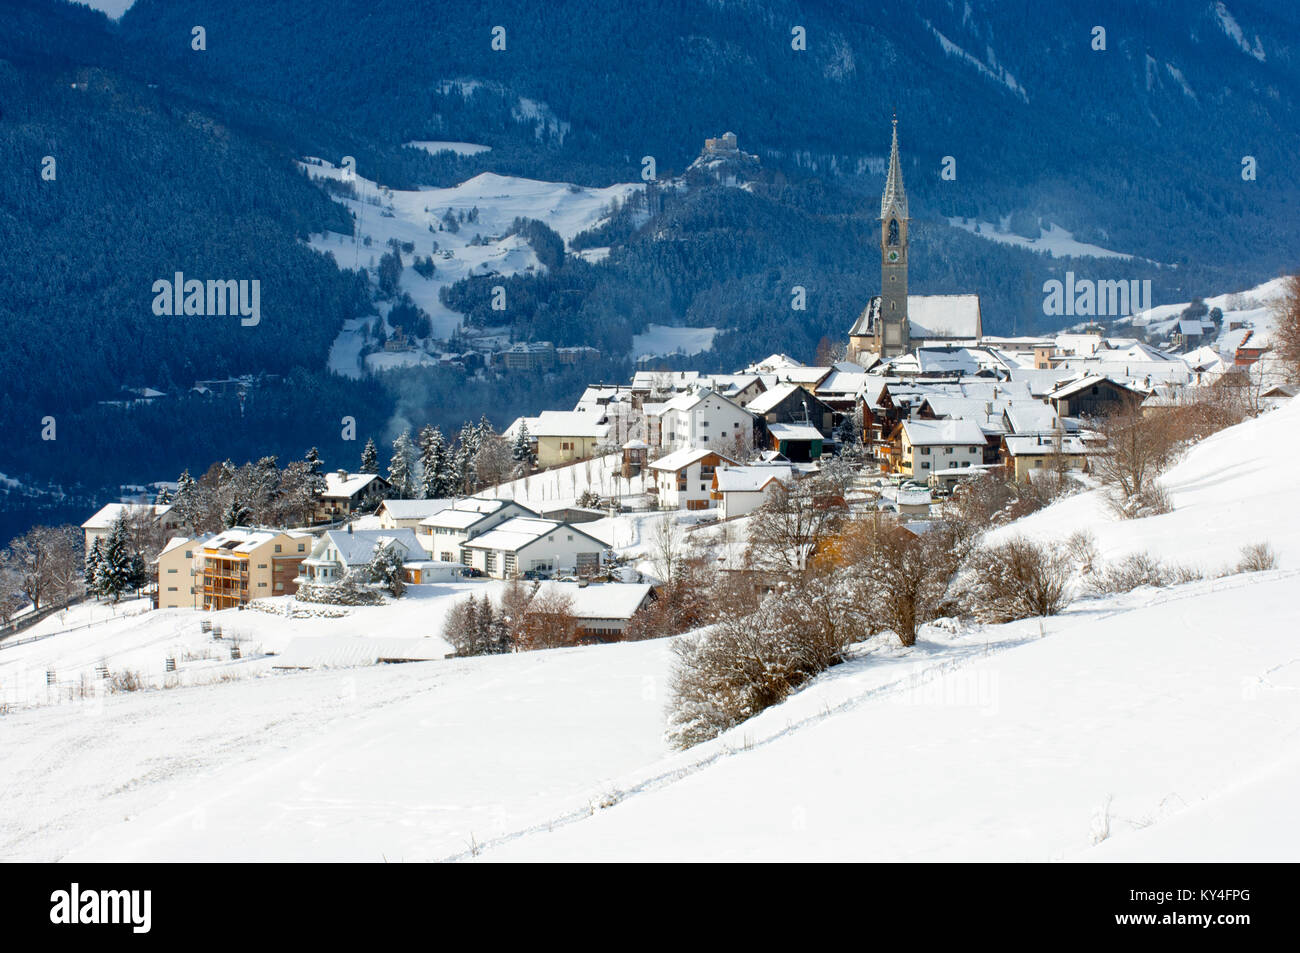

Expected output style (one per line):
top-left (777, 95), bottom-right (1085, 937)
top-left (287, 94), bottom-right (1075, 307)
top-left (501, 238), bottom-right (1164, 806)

top-left (850, 294), bottom-right (983, 340)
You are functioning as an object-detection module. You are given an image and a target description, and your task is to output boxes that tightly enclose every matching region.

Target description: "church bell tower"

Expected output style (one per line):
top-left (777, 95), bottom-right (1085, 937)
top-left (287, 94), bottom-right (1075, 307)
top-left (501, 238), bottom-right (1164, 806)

top-left (877, 117), bottom-right (910, 358)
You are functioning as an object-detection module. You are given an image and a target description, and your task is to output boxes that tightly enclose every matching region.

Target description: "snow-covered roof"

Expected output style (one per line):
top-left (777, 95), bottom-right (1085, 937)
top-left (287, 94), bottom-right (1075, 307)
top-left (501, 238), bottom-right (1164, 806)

top-left (744, 382), bottom-right (804, 415)
top-left (1003, 435), bottom-right (1089, 456)
top-left (1049, 374), bottom-right (1142, 400)
top-left (902, 419), bottom-right (986, 446)
top-left (378, 499), bottom-right (455, 520)
top-left (531, 581), bottom-right (654, 620)
top-left (714, 465), bottom-right (794, 493)
top-left (849, 294), bottom-right (982, 340)
top-left (419, 498), bottom-right (510, 530)
top-left (320, 528), bottom-right (422, 566)
top-left (767, 422), bottom-right (824, 441)
top-left (465, 517), bottom-right (603, 553)
top-left (323, 471), bottom-right (384, 500)
top-left (206, 527), bottom-right (311, 554)
top-left (743, 353), bottom-right (804, 372)
top-left (82, 502), bottom-right (173, 530)
top-left (648, 447), bottom-right (738, 473)
top-left (527, 410), bottom-right (610, 439)
top-left (1003, 403), bottom-right (1060, 434)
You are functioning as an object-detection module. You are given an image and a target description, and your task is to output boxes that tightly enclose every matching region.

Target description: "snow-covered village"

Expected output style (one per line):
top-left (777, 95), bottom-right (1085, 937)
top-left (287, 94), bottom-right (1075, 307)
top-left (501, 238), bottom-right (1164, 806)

top-left (4, 2), bottom-right (1300, 917)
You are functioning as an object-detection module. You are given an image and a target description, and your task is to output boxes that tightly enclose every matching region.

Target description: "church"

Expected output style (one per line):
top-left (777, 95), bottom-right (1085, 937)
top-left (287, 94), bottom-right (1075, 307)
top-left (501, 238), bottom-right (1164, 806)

top-left (847, 120), bottom-right (984, 365)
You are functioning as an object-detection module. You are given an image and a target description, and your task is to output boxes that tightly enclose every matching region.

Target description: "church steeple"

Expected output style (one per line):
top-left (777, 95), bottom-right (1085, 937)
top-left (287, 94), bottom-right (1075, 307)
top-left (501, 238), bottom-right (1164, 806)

top-left (877, 117), bottom-right (910, 359)
top-left (880, 116), bottom-right (908, 221)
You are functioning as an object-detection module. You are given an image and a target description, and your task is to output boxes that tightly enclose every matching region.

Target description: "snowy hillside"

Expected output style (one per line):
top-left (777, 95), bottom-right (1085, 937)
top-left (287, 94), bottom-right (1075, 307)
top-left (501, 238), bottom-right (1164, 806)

top-left (1127, 276), bottom-right (1290, 355)
top-left (300, 159), bottom-right (642, 375)
top-left (4, 401), bottom-right (1299, 861)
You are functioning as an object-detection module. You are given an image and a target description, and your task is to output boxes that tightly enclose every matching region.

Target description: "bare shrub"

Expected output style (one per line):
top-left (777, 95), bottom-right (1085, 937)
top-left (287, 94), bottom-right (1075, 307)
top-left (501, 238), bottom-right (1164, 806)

top-left (1236, 542), bottom-right (1278, 573)
top-left (833, 516), bottom-right (959, 647)
top-left (516, 589), bottom-right (579, 650)
top-left (108, 670), bottom-right (144, 693)
top-left (1091, 404), bottom-right (1179, 517)
top-left (1065, 530), bottom-right (1100, 577)
top-left (1087, 552), bottom-right (1202, 594)
top-left (961, 538), bottom-right (1072, 623)
top-left (666, 577), bottom-right (859, 749)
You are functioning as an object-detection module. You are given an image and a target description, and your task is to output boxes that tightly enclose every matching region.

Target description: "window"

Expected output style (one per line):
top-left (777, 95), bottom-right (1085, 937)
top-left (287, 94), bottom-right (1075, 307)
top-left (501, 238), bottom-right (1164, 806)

top-left (920, 462), bottom-right (930, 470)
top-left (184, 550), bottom-right (192, 559)
top-left (567, 534), bottom-right (574, 541)
top-left (504, 553), bottom-right (517, 576)
top-left (702, 420), bottom-right (709, 427)
top-left (274, 544), bottom-right (281, 553)
top-left (485, 553), bottom-right (497, 573)
top-left (944, 447), bottom-right (953, 454)
top-left (702, 435), bottom-right (708, 442)
top-left (920, 447), bottom-right (930, 455)
top-left (440, 552), bottom-right (453, 562)
top-left (167, 568), bottom-right (177, 574)
top-left (298, 544), bottom-right (305, 552)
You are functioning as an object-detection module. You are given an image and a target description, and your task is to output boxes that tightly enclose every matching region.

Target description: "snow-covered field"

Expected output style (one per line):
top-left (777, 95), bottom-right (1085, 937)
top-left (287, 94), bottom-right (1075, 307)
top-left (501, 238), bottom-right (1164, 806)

top-left (301, 160), bottom-right (641, 375)
top-left (631, 324), bottom-right (721, 361)
top-left (404, 141), bottom-right (492, 157)
top-left (4, 401), bottom-right (1299, 861)
top-left (948, 217), bottom-right (1142, 260)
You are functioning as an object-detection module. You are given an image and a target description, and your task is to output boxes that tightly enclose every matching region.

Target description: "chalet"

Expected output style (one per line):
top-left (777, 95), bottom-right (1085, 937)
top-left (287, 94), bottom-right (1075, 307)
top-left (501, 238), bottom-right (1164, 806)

top-left (316, 471), bottom-right (390, 523)
top-left (1046, 375), bottom-right (1145, 418)
top-left (649, 447), bottom-right (739, 511)
top-left (746, 383), bottom-right (836, 438)
top-left (462, 517), bottom-right (609, 579)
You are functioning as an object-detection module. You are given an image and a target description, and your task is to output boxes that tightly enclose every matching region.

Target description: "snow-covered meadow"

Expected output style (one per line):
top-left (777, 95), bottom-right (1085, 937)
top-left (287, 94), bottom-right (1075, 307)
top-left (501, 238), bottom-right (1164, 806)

top-left (3, 400), bottom-right (1300, 861)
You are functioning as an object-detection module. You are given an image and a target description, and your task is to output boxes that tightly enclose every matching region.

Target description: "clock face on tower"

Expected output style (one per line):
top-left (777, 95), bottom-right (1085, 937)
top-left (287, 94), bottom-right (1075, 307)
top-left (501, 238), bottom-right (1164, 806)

top-left (887, 249), bottom-right (900, 262)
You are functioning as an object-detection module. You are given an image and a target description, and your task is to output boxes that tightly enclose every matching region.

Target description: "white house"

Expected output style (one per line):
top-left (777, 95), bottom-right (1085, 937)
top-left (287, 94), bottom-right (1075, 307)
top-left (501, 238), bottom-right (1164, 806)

top-left (647, 387), bottom-right (754, 453)
top-left (297, 527), bottom-right (425, 585)
top-left (462, 517), bottom-right (609, 579)
top-left (376, 498), bottom-right (454, 531)
top-left (648, 447), bottom-right (739, 511)
top-left (899, 419), bottom-right (986, 478)
top-left (81, 502), bottom-right (182, 555)
top-left (711, 464), bottom-right (795, 519)
top-left (418, 498), bottom-right (536, 563)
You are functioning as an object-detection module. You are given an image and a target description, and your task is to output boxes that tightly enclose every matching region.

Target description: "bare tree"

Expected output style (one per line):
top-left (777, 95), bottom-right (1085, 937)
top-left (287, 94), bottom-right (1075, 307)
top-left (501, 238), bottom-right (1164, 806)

top-left (746, 473), bottom-right (848, 575)
top-left (3, 525), bottom-right (83, 612)
top-left (1089, 401), bottom-right (1179, 517)
top-left (517, 589), bottom-right (578, 650)
top-left (649, 514), bottom-right (685, 584)
top-left (960, 537), bottom-right (1073, 622)
top-left (1273, 272), bottom-right (1300, 382)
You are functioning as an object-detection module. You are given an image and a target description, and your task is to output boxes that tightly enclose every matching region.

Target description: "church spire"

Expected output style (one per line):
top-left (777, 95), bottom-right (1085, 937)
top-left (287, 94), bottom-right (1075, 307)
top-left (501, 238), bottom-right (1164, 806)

top-left (880, 116), bottom-right (908, 221)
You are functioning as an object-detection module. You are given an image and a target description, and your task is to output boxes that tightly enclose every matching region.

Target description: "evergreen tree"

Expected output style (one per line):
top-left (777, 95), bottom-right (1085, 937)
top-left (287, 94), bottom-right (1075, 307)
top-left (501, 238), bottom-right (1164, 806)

top-left (172, 469), bottom-right (201, 528)
top-left (511, 422), bottom-right (532, 464)
top-left (360, 437), bottom-right (379, 475)
top-left (388, 429), bottom-right (418, 499)
top-left (418, 425), bottom-right (449, 499)
top-left (366, 542), bottom-right (407, 597)
top-left (84, 536), bottom-right (104, 597)
top-left (128, 551), bottom-right (148, 595)
top-left (98, 513), bottom-right (135, 603)
top-left (453, 420), bottom-right (481, 494)
top-left (304, 446), bottom-right (327, 500)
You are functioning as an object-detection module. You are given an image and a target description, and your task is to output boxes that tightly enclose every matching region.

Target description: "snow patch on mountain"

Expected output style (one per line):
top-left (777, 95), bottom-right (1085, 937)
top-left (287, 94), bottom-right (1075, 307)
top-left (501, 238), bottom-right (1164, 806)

top-left (948, 218), bottom-right (1137, 260)
top-left (924, 21), bottom-right (1029, 103)
top-left (1214, 2), bottom-right (1266, 62)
